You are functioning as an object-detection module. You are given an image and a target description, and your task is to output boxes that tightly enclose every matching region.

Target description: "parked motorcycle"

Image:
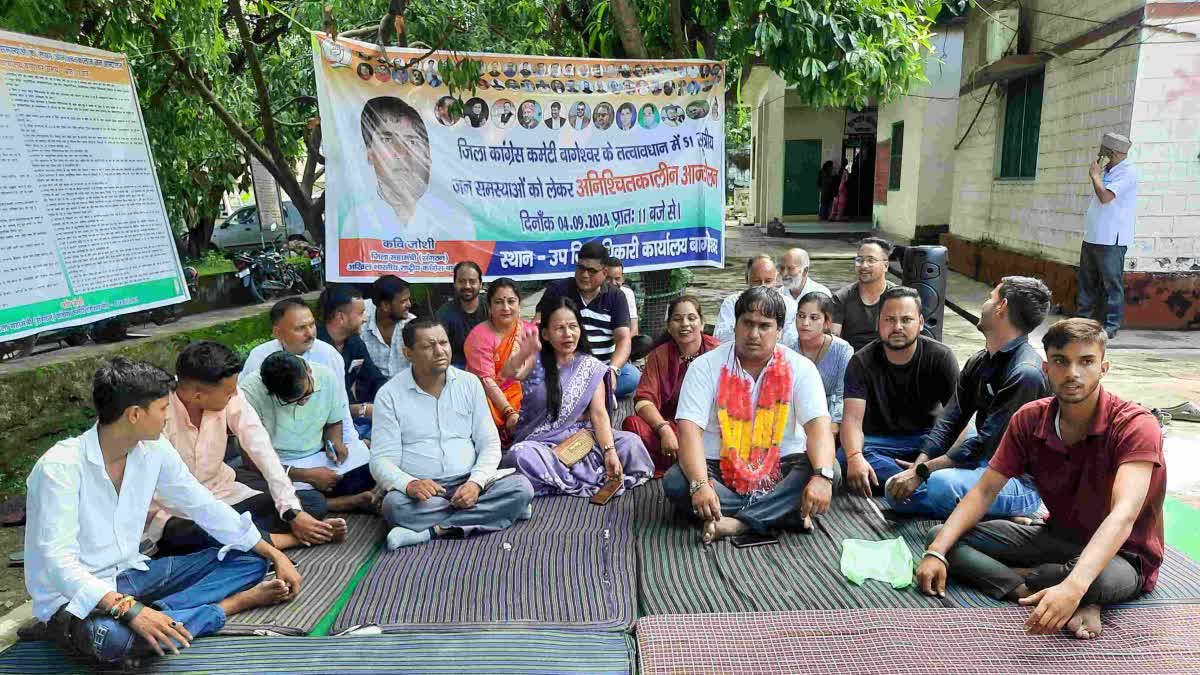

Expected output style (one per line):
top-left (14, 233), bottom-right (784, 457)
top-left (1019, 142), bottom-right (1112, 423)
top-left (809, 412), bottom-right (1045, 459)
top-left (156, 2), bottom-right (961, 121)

top-left (234, 247), bottom-right (308, 304)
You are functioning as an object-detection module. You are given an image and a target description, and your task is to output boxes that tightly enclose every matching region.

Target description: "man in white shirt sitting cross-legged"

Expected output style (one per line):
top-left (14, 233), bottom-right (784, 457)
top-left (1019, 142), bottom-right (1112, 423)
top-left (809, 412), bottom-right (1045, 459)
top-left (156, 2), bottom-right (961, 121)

top-left (23, 358), bottom-right (301, 668)
top-left (370, 318), bottom-right (534, 550)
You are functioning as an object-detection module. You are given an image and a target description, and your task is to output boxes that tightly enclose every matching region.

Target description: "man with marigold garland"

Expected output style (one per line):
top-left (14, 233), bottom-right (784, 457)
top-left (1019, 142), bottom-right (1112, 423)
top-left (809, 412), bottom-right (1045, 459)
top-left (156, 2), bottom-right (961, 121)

top-left (664, 286), bottom-right (839, 544)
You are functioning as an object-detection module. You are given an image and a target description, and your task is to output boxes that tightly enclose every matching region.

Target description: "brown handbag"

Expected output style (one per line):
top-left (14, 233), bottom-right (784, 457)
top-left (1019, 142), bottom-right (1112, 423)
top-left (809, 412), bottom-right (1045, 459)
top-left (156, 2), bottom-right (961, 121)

top-left (553, 429), bottom-right (596, 467)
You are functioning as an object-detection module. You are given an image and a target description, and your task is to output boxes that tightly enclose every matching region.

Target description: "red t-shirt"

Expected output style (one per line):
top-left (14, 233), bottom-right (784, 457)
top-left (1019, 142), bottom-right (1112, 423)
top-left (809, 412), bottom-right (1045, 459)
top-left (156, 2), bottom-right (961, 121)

top-left (989, 388), bottom-right (1166, 592)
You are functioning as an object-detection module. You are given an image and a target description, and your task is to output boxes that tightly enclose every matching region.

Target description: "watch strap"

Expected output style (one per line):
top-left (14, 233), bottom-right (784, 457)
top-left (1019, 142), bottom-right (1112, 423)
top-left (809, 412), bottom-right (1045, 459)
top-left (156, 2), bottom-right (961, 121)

top-left (915, 462), bottom-right (931, 480)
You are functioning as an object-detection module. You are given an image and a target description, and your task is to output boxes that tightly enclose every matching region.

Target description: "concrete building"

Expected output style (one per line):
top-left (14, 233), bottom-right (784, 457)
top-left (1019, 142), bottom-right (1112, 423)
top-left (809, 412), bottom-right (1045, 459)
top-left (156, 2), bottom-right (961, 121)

top-left (741, 15), bottom-right (965, 237)
top-left (943, 0), bottom-right (1200, 329)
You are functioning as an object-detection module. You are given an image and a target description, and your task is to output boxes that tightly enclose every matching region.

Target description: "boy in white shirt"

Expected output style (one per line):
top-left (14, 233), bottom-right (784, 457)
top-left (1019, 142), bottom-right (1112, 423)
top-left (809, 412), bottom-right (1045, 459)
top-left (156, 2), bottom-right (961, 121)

top-left (23, 358), bottom-right (301, 667)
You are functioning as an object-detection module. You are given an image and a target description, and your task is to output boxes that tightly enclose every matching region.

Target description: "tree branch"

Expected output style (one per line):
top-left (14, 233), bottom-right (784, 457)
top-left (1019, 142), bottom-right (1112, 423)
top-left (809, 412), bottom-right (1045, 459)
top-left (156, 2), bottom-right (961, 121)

top-left (668, 0), bottom-right (688, 58)
top-left (609, 0), bottom-right (649, 58)
top-left (558, 0), bottom-right (585, 36)
top-left (226, 0), bottom-right (306, 207)
top-left (143, 17), bottom-right (299, 208)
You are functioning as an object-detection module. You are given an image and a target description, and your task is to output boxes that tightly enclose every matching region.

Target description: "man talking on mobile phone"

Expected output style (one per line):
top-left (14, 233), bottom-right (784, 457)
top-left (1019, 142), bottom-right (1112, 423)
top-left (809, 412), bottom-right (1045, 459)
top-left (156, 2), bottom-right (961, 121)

top-left (1077, 132), bottom-right (1137, 340)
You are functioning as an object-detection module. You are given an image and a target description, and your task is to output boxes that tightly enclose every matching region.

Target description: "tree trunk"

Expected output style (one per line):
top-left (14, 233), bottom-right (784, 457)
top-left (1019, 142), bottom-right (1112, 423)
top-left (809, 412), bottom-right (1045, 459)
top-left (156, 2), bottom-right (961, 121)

top-left (609, 0), bottom-right (649, 59)
top-left (668, 0), bottom-right (688, 58)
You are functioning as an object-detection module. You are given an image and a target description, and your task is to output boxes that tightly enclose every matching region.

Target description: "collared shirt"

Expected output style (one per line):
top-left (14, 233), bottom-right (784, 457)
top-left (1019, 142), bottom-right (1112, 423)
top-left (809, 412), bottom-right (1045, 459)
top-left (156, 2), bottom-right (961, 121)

top-left (1084, 161), bottom-right (1139, 246)
top-left (146, 391), bottom-right (301, 544)
top-left (369, 367), bottom-right (501, 491)
top-left (675, 342), bottom-right (829, 460)
top-left (317, 325), bottom-right (389, 404)
top-left (543, 278), bottom-right (630, 363)
top-left (361, 299), bottom-right (413, 378)
top-left (25, 426), bottom-right (260, 622)
top-left (990, 388), bottom-right (1165, 592)
top-left (713, 287), bottom-right (800, 348)
top-left (921, 336), bottom-right (1049, 464)
top-left (616, 286), bottom-right (638, 323)
top-left (240, 339), bottom-right (361, 449)
top-left (789, 276), bottom-right (833, 303)
top-left (435, 299), bottom-right (489, 369)
top-left (240, 361), bottom-right (346, 463)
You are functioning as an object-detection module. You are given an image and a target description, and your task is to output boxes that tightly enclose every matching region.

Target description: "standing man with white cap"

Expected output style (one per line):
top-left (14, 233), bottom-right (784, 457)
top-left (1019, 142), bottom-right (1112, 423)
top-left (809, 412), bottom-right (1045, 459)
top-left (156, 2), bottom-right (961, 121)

top-left (1077, 132), bottom-right (1137, 339)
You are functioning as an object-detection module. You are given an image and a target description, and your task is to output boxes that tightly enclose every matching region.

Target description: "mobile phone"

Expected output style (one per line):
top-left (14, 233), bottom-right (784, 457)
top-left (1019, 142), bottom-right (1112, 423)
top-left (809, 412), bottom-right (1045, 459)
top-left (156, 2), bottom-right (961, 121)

top-left (590, 475), bottom-right (623, 505)
top-left (731, 532), bottom-right (779, 549)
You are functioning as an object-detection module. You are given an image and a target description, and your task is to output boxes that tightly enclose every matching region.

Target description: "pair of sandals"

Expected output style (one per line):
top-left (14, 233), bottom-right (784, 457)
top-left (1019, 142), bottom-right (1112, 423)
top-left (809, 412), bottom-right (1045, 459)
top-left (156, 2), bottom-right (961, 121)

top-left (1152, 401), bottom-right (1200, 425)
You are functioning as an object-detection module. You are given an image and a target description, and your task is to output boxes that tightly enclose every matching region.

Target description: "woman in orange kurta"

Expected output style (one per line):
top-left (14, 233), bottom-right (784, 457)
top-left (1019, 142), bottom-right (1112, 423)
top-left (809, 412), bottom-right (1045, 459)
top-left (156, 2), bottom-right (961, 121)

top-left (465, 278), bottom-right (537, 444)
top-left (622, 295), bottom-right (720, 476)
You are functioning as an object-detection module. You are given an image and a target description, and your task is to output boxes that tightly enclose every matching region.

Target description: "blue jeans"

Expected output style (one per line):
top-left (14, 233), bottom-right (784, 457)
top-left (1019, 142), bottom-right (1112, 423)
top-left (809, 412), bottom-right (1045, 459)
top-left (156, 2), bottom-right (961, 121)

top-left (615, 362), bottom-right (640, 398)
top-left (70, 548), bottom-right (267, 663)
top-left (838, 433), bottom-right (927, 488)
top-left (353, 416), bottom-right (372, 441)
top-left (885, 463), bottom-right (1042, 519)
top-left (663, 454), bottom-right (838, 533)
top-left (1076, 241), bottom-right (1126, 334)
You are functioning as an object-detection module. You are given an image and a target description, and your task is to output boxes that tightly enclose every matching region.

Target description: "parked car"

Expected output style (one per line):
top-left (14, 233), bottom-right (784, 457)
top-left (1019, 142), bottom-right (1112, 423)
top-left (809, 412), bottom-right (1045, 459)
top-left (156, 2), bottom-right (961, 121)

top-left (210, 201), bottom-right (313, 251)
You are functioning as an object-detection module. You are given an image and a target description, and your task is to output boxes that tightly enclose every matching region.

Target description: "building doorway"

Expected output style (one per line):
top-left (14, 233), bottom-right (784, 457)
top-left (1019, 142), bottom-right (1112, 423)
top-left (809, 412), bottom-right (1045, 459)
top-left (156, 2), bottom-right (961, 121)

top-left (782, 139), bottom-right (821, 216)
top-left (832, 135), bottom-right (876, 221)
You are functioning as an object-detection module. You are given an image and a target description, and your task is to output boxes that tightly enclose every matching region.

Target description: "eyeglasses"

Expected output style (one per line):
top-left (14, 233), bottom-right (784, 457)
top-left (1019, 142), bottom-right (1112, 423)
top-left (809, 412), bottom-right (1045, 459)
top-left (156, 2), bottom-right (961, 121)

top-left (576, 264), bottom-right (605, 276)
top-left (854, 256), bottom-right (884, 266)
top-left (275, 372), bottom-right (314, 407)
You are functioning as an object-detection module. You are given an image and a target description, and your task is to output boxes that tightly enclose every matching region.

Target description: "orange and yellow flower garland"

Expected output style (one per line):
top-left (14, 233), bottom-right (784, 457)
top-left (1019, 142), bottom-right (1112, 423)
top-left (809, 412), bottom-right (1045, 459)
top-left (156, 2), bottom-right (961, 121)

top-left (716, 346), bottom-right (793, 494)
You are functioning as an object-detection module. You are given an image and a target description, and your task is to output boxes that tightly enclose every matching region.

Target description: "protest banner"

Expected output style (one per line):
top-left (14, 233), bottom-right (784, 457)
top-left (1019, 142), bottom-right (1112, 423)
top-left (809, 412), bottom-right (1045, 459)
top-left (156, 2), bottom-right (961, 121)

top-left (0, 30), bottom-right (190, 342)
top-left (312, 34), bottom-right (726, 281)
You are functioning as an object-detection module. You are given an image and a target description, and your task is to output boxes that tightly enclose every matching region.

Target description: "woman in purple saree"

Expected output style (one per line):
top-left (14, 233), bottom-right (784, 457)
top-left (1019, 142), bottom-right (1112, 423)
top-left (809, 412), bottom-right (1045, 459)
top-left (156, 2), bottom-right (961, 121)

top-left (501, 296), bottom-right (653, 497)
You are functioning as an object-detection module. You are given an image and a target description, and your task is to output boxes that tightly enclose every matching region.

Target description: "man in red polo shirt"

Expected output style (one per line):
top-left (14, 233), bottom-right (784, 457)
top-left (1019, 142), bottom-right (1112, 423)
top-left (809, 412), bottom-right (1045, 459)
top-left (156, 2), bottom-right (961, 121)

top-left (916, 318), bottom-right (1165, 640)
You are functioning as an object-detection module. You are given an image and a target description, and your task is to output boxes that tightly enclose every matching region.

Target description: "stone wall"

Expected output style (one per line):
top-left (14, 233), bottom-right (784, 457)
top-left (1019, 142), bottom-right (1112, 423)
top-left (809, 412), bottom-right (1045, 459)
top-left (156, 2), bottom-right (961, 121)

top-left (0, 310), bottom-right (277, 495)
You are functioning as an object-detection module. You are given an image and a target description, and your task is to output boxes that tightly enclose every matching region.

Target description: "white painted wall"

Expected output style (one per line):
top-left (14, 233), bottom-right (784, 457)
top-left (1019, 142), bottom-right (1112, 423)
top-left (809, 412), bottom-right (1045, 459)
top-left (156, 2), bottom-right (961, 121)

top-left (874, 23), bottom-right (964, 240)
top-left (746, 69), bottom-right (787, 225)
top-left (1127, 16), bottom-right (1200, 272)
top-left (948, 0), bottom-right (1144, 266)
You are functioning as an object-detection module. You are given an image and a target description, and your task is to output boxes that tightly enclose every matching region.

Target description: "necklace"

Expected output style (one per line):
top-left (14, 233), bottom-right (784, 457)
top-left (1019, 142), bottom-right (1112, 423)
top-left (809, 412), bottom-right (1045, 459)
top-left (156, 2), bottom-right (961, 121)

top-left (800, 334), bottom-right (830, 363)
top-left (677, 339), bottom-right (702, 363)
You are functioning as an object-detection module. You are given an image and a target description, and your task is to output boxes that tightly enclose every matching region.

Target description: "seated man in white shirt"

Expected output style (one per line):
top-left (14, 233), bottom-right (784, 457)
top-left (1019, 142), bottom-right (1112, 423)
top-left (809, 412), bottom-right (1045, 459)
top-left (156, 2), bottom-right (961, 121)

top-left (147, 341), bottom-right (345, 556)
top-left (23, 358), bottom-right (300, 667)
top-left (713, 255), bottom-right (799, 348)
top-left (240, 297), bottom-right (369, 457)
top-left (778, 247), bottom-right (832, 302)
top-left (664, 287), bottom-right (838, 544)
top-left (370, 318), bottom-right (535, 550)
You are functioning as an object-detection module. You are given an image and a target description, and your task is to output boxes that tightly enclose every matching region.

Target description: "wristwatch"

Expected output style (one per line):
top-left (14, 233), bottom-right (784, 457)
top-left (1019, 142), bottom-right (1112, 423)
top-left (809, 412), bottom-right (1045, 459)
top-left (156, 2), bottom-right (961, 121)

top-left (688, 478), bottom-right (710, 495)
top-left (915, 463), bottom-right (931, 480)
top-left (282, 509), bottom-right (300, 523)
top-left (812, 466), bottom-right (835, 482)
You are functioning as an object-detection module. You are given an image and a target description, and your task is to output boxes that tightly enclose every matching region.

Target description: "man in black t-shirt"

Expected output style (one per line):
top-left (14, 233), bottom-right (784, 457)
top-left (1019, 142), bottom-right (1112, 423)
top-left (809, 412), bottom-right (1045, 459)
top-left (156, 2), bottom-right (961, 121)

top-left (539, 241), bottom-right (636, 396)
top-left (832, 237), bottom-right (895, 351)
top-left (840, 287), bottom-right (959, 498)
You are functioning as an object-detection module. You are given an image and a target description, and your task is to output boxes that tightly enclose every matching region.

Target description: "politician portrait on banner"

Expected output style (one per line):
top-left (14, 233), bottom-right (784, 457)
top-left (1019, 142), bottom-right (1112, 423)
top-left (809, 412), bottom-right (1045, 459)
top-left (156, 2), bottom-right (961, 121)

top-left (313, 34), bottom-right (726, 282)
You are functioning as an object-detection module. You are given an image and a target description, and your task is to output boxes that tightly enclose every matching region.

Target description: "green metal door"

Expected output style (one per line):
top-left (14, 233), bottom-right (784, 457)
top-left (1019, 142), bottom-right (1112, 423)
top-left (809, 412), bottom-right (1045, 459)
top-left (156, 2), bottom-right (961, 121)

top-left (783, 139), bottom-right (821, 216)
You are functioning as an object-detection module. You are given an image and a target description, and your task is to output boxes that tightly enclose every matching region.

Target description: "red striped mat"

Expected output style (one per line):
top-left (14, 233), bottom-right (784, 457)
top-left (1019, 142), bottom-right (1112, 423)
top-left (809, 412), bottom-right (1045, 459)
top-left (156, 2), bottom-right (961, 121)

top-left (637, 606), bottom-right (1200, 674)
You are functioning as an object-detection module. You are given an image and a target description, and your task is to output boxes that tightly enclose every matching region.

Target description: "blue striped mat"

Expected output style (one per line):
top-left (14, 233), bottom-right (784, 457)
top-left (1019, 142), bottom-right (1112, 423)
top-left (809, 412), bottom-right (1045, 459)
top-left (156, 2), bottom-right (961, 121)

top-left (0, 630), bottom-right (635, 674)
top-left (333, 493), bottom-right (637, 633)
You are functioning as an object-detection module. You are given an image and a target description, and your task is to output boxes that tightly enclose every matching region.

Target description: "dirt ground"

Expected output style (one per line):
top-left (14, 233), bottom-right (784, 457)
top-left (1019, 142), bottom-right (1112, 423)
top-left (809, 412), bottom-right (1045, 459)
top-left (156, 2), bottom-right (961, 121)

top-left (0, 526), bottom-right (26, 609)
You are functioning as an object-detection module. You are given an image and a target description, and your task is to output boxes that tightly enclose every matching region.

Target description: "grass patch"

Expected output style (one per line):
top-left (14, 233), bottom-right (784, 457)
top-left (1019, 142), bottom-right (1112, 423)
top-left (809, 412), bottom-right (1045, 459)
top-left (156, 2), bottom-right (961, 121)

top-left (185, 249), bottom-right (236, 277)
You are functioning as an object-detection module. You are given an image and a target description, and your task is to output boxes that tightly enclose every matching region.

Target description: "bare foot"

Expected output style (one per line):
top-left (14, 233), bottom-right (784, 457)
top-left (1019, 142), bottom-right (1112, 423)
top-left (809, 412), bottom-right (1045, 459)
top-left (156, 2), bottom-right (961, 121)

top-left (217, 579), bottom-right (291, 617)
top-left (1065, 604), bottom-right (1103, 640)
top-left (702, 517), bottom-right (748, 544)
top-left (326, 518), bottom-right (348, 542)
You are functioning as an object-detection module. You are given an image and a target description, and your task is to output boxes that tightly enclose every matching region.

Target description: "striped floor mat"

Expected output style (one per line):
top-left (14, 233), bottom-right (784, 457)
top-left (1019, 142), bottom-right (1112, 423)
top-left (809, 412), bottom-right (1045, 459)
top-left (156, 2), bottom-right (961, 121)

top-left (332, 493), bottom-right (637, 633)
top-left (0, 629), bottom-right (635, 674)
top-left (891, 517), bottom-right (1200, 608)
top-left (220, 513), bottom-right (386, 635)
top-left (637, 606), bottom-right (1200, 674)
top-left (630, 480), bottom-right (945, 615)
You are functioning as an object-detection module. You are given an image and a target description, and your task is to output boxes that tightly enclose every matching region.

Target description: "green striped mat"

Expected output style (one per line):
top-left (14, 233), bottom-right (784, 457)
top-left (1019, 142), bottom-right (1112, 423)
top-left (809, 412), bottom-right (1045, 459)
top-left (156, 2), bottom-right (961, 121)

top-left (629, 480), bottom-right (947, 616)
top-left (0, 630), bottom-right (636, 674)
top-left (220, 513), bottom-right (387, 635)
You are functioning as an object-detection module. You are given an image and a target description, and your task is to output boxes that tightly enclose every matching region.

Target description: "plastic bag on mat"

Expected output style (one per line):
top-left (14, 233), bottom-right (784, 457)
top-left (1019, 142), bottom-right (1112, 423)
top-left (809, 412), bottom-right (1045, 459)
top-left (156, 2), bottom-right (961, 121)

top-left (840, 537), bottom-right (914, 589)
